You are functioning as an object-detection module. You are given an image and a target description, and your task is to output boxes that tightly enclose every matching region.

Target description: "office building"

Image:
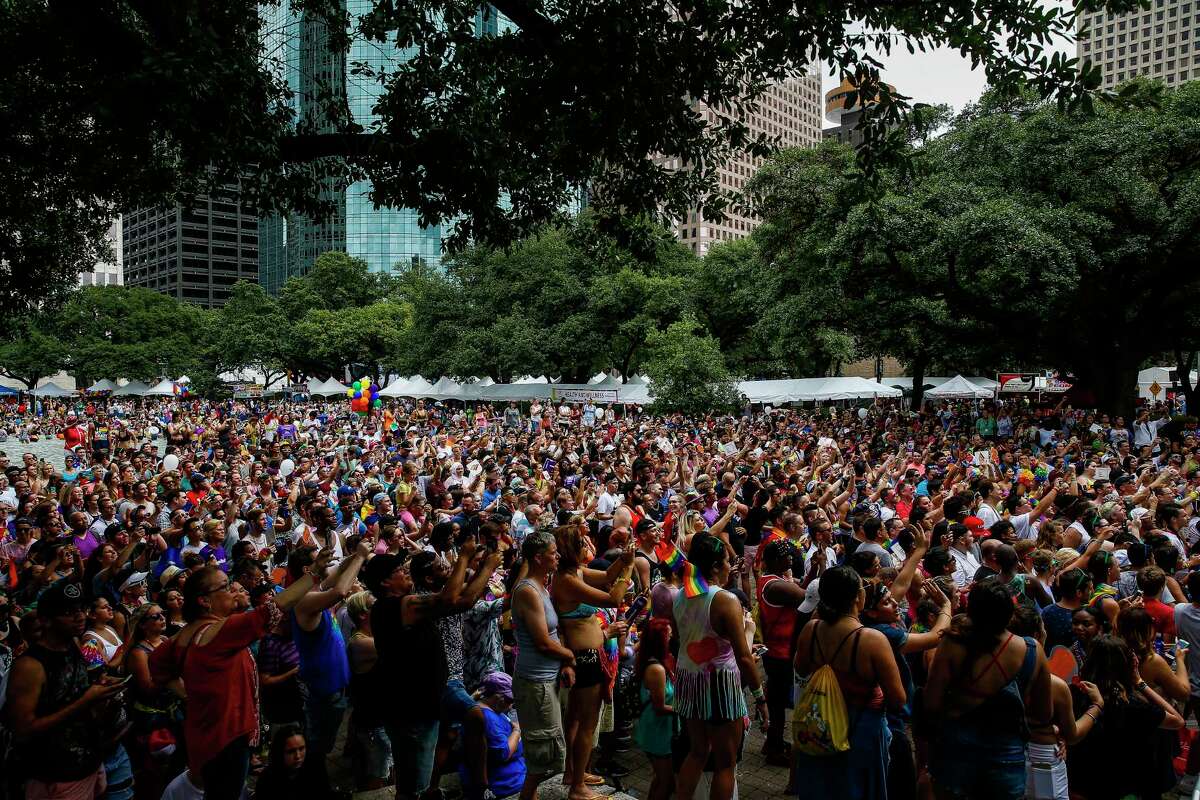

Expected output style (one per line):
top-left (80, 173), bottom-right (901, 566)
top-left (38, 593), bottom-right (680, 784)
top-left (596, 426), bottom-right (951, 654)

top-left (79, 218), bottom-right (123, 287)
top-left (259, 3), bottom-right (512, 293)
top-left (1077, 1), bottom-right (1200, 87)
top-left (823, 77), bottom-right (897, 148)
top-left (664, 74), bottom-right (824, 256)
top-left (122, 180), bottom-right (260, 307)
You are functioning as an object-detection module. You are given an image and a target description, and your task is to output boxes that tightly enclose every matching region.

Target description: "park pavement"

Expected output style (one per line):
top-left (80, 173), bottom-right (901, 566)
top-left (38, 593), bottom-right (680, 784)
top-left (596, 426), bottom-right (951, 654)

top-left (346, 711), bottom-right (792, 800)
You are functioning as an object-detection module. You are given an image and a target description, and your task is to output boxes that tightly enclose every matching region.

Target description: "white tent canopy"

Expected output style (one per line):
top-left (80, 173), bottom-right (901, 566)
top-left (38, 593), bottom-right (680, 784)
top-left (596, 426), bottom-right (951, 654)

top-left (1138, 366), bottom-right (1195, 400)
top-left (31, 382), bottom-right (76, 398)
top-left (112, 380), bottom-right (150, 397)
top-left (884, 375), bottom-right (998, 392)
top-left (428, 376), bottom-right (476, 401)
top-left (143, 379), bottom-right (178, 397)
top-left (86, 379), bottom-right (120, 393)
top-left (735, 377), bottom-right (902, 404)
top-left (308, 378), bottom-right (350, 397)
top-left (380, 376), bottom-right (436, 397)
top-left (924, 374), bottom-right (995, 400)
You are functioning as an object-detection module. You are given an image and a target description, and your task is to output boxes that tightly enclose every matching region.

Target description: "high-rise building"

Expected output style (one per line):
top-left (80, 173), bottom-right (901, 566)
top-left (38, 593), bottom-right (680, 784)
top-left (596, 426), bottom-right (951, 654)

top-left (664, 74), bottom-right (824, 256)
top-left (259, 3), bottom-right (512, 293)
top-left (822, 77), bottom-right (897, 148)
top-left (122, 180), bottom-right (260, 307)
top-left (1077, 1), bottom-right (1200, 88)
top-left (79, 218), bottom-right (123, 287)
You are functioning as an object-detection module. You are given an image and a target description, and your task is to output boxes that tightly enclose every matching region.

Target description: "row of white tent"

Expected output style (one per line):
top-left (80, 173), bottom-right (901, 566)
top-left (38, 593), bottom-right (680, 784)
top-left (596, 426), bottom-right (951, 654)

top-left (35, 373), bottom-right (998, 404)
top-left (310, 374), bottom-right (911, 404)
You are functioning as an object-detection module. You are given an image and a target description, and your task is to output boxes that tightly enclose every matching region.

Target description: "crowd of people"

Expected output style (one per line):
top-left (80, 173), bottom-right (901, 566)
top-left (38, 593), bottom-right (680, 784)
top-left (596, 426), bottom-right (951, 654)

top-left (0, 392), bottom-right (1197, 800)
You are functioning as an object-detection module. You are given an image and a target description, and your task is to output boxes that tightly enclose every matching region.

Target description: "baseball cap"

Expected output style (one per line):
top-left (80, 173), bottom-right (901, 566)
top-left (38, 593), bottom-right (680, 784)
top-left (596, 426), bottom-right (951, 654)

top-left (799, 579), bottom-right (821, 614)
top-left (337, 486), bottom-right (357, 497)
top-left (372, 492), bottom-right (389, 505)
top-left (963, 516), bottom-right (988, 534)
top-left (37, 581), bottom-right (85, 617)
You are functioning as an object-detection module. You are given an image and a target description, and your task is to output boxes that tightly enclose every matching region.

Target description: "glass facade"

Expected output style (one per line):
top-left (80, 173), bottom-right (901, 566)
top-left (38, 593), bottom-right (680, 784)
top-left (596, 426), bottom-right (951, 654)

top-left (257, 2), bottom-right (514, 292)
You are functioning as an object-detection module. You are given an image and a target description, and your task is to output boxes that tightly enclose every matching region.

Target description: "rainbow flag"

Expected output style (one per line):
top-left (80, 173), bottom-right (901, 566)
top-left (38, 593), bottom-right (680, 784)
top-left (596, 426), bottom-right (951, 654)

top-left (655, 540), bottom-right (685, 571)
top-left (682, 561), bottom-right (710, 598)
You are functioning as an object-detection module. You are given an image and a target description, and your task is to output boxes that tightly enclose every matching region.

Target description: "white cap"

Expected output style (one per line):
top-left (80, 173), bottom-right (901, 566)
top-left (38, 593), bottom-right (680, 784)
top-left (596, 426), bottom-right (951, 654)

top-left (799, 579), bottom-right (821, 614)
top-left (120, 571), bottom-right (149, 592)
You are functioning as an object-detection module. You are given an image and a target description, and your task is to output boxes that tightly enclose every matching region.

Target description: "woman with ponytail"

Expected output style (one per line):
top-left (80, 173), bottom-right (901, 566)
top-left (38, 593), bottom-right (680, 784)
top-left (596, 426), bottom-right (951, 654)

top-left (924, 578), bottom-right (1052, 799)
top-left (792, 565), bottom-right (905, 799)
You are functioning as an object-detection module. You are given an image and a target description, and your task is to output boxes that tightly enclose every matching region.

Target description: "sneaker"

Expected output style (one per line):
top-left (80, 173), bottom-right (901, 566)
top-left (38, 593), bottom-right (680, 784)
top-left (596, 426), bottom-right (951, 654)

top-left (1172, 774), bottom-right (1198, 798)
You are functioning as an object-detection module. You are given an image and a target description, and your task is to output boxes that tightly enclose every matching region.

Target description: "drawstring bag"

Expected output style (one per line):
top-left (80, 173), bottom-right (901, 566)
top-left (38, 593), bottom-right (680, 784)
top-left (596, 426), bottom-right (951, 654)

top-left (791, 662), bottom-right (851, 756)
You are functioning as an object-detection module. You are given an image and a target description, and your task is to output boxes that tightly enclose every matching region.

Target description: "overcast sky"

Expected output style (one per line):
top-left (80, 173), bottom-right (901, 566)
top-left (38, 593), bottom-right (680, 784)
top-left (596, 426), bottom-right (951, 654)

top-left (819, 7), bottom-right (1078, 124)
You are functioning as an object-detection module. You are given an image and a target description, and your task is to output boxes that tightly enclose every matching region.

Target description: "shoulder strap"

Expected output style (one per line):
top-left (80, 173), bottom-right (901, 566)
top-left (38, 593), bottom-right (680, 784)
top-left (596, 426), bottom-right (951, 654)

top-left (1016, 635), bottom-right (1038, 690)
top-left (809, 620), bottom-right (824, 668)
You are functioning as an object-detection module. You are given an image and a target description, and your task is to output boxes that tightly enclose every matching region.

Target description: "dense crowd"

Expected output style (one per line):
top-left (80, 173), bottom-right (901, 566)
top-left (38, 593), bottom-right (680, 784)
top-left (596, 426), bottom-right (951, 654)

top-left (0, 393), bottom-right (1197, 800)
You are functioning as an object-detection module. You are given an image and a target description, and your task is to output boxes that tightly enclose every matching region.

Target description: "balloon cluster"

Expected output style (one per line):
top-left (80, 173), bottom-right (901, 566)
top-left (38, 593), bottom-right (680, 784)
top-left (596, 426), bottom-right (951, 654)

top-left (347, 378), bottom-right (381, 415)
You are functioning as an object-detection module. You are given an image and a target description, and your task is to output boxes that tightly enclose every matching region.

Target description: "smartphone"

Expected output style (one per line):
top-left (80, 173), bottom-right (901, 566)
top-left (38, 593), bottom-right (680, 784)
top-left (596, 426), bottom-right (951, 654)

top-left (1179, 640), bottom-right (1190, 650)
top-left (624, 594), bottom-right (649, 623)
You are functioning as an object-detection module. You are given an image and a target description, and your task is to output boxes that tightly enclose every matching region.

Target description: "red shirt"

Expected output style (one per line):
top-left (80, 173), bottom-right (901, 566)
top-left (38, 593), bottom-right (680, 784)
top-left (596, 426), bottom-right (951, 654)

top-left (1144, 598), bottom-right (1176, 640)
top-left (62, 424), bottom-right (86, 450)
top-left (757, 573), bottom-right (798, 659)
top-left (150, 602), bottom-right (281, 773)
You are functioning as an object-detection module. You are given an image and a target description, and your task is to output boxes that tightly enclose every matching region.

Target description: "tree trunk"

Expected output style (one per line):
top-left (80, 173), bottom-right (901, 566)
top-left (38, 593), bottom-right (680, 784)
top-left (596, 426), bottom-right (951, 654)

top-left (910, 354), bottom-right (928, 410)
top-left (1175, 350), bottom-right (1198, 413)
top-left (1078, 358), bottom-right (1139, 420)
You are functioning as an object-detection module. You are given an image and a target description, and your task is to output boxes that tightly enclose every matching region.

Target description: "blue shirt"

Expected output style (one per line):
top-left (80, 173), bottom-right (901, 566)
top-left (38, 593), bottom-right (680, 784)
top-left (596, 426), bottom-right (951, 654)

top-left (867, 621), bottom-right (912, 732)
top-left (458, 706), bottom-right (525, 800)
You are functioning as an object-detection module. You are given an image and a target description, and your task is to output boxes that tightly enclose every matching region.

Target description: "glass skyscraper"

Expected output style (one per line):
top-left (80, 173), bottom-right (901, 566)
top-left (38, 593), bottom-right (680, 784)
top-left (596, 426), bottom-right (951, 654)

top-left (259, 2), bottom-right (511, 293)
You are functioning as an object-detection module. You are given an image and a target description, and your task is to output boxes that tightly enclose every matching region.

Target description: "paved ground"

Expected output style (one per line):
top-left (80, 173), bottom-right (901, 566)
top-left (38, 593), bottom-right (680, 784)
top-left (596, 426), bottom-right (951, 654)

top-left (344, 712), bottom-right (792, 800)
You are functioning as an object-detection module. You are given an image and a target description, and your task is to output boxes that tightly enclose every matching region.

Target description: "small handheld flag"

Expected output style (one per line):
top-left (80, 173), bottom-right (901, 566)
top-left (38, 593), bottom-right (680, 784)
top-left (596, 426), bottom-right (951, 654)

top-left (655, 540), bottom-right (685, 571)
top-left (682, 561), bottom-right (711, 598)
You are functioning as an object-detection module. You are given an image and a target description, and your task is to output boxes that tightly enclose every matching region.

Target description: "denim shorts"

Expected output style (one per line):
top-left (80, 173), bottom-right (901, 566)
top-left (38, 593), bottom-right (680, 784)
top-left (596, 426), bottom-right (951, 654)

top-left (926, 734), bottom-right (1022, 800)
top-left (354, 725), bottom-right (394, 782)
top-left (386, 718), bottom-right (440, 799)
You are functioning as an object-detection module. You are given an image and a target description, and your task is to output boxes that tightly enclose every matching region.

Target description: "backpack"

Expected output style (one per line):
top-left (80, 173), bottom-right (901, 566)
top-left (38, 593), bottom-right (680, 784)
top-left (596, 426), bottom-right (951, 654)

top-left (791, 624), bottom-right (858, 756)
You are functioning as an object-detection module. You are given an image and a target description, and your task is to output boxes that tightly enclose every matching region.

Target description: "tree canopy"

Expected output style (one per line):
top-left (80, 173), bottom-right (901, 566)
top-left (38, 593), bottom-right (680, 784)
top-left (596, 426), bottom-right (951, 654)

top-left (397, 216), bottom-right (694, 382)
top-left (748, 79), bottom-right (1200, 415)
top-left (0, 0), bottom-right (1138, 317)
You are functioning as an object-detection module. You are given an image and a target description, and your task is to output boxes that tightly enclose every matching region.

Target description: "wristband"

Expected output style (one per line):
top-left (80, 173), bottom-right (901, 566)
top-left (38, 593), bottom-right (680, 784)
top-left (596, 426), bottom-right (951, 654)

top-left (750, 685), bottom-right (765, 702)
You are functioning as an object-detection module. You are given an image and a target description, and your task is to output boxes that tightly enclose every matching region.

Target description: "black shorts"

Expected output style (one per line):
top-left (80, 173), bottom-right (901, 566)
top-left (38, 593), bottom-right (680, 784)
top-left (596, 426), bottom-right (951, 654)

top-left (573, 648), bottom-right (606, 689)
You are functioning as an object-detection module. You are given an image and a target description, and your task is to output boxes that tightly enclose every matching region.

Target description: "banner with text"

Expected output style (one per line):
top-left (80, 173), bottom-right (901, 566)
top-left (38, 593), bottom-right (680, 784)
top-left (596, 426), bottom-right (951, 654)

top-left (550, 388), bottom-right (620, 403)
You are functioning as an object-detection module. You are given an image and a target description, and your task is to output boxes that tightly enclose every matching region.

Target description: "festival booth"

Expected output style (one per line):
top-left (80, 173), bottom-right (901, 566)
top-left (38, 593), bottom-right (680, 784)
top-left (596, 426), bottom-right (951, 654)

top-left (142, 379), bottom-right (178, 397)
top-left (923, 374), bottom-right (995, 401)
top-left (0, 385), bottom-right (18, 396)
top-left (378, 375), bottom-right (436, 398)
top-left (884, 375), bottom-right (998, 395)
top-left (30, 382), bottom-right (77, 398)
top-left (734, 377), bottom-right (903, 404)
top-left (112, 380), bottom-right (150, 397)
top-left (309, 378), bottom-right (351, 397)
top-left (86, 379), bottom-right (120, 394)
top-left (427, 376), bottom-right (478, 402)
